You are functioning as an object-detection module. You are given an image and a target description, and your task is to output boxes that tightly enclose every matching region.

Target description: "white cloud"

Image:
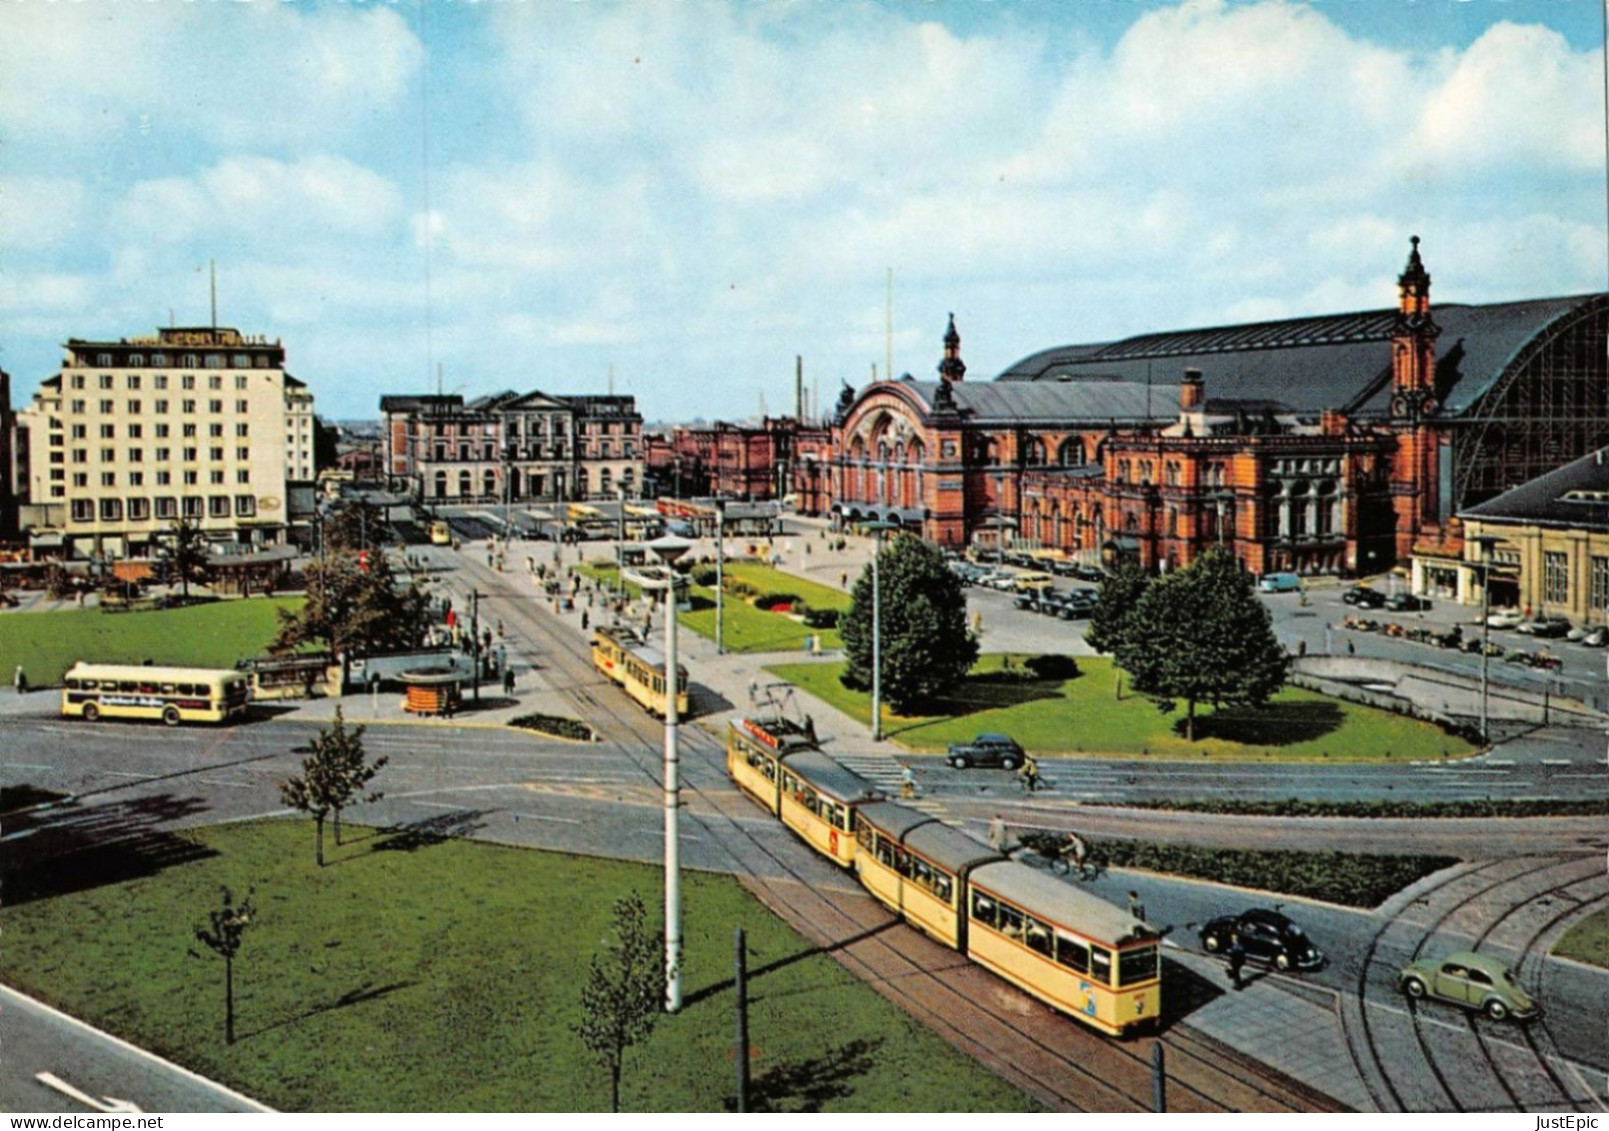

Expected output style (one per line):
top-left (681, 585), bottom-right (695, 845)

top-left (0, 177), bottom-right (93, 251)
top-left (0, 2), bottom-right (421, 154)
top-left (114, 156), bottom-right (406, 250)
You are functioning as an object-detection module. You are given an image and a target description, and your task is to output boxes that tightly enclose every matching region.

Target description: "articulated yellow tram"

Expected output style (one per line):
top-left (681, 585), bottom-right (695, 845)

top-left (727, 716), bottom-right (881, 868)
top-left (591, 626), bottom-right (690, 718)
top-left (727, 715), bottom-right (1162, 1038)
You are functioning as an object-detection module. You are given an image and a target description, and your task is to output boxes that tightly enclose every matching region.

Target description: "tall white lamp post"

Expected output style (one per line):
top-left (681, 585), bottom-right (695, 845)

top-left (864, 521), bottom-right (900, 742)
top-left (627, 533), bottom-right (693, 1012)
top-left (1471, 534), bottom-right (1501, 745)
top-left (714, 497), bottom-right (726, 656)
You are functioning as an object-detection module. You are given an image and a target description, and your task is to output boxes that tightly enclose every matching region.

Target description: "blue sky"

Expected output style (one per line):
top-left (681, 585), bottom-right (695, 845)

top-left (3, 0), bottom-right (1604, 423)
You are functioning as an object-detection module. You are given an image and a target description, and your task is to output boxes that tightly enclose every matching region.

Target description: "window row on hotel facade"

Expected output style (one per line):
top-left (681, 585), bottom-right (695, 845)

top-left (17, 327), bottom-right (315, 557)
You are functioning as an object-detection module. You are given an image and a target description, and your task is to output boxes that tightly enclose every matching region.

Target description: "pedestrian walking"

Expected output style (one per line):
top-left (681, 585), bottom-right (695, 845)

top-left (581, 609), bottom-right (590, 632)
top-left (900, 765), bottom-right (916, 799)
top-left (839, 571), bottom-right (848, 589)
top-left (14, 665), bottom-right (26, 695)
top-left (1228, 938), bottom-right (1247, 990)
top-left (1127, 890), bottom-right (1146, 921)
top-left (1346, 639), bottom-right (1356, 655)
top-left (988, 813), bottom-right (1007, 852)
top-left (503, 666), bottom-right (516, 695)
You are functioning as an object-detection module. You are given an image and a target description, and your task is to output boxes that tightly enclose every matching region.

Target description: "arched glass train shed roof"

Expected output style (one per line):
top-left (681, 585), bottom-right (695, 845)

top-left (996, 295), bottom-right (1604, 419)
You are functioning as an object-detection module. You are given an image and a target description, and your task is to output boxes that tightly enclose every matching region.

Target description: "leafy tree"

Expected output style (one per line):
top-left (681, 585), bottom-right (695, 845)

top-left (270, 546), bottom-right (431, 676)
top-left (321, 498), bottom-right (387, 554)
top-left (1084, 556), bottom-right (1151, 656)
top-left (165, 517), bottom-right (211, 600)
top-left (193, 886), bottom-right (255, 1045)
top-left (279, 708), bottom-right (388, 865)
top-left (839, 534), bottom-right (978, 713)
top-left (1113, 547), bottom-right (1290, 740)
top-left (576, 894), bottom-right (666, 1113)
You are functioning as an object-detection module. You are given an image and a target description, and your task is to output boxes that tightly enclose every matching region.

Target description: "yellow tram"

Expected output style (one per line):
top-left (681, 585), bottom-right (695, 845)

top-left (726, 716), bottom-right (881, 868)
top-left (591, 625), bottom-right (641, 687)
top-left (854, 801), bottom-right (1001, 949)
top-left (723, 720), bottom-right (1162, 1037)
top-left (965, 860), bottom-right (1160, 1037)
top-left (593, 625), bottom-right (689, 718)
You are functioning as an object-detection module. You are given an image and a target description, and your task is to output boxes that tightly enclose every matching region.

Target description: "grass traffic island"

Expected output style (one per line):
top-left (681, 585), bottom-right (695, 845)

top-left (0, 819), bottom-right (1036, 1113)
top-left (581, 560), bottom-right (850, 654)
top-left (1554, 907), bottom-right (1609, 970)
top-left (768, 654), bottom-right (1476, 762)
top-left (0, 597), bottom-right (305, 687)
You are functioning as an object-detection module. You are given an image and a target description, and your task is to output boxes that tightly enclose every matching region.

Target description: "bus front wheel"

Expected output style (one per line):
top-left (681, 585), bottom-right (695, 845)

top-left (162, 705), bottom-right (181, 727)
top-left (82, 703), bottom-right (100, 722)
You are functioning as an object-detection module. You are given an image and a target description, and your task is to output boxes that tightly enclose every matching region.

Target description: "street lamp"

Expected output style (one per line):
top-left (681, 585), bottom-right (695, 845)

top-left (625, 533), bottom-right (693, 1012)
top-left (714, 497), bottom-right (727, 656)
top-left (863, 520), bottom-right (901, 742)
top-left (1471, 534), bottom-right (1501, 745)
top-left (616, 484), bottom-right (628, 601)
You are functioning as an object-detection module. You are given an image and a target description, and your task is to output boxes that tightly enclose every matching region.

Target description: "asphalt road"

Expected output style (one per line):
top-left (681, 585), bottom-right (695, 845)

top-left (0, 986), bottom-right (270, 1114)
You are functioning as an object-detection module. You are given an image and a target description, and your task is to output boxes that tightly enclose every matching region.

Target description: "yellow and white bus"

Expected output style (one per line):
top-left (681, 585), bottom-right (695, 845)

top-left (61, 663), bottom-right (251, 726)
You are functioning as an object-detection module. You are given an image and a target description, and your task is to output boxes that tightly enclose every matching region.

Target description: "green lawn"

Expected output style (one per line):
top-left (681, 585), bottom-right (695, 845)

top-left (0, 819), bottom-right (1034, 1113)
top-left (0, 598), bottom-right (304, 687)
top-left (1554, 907), bottom-right (1609, 970)
top-left (768, 654), bottom-right (1475, 763)
top-left (581, 560), bottom-right (850, 654)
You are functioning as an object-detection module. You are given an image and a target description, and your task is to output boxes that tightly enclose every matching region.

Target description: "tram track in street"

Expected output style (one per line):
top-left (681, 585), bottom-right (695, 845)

top-left (1341, 854), bottom-right (1606, 1112)
top-left (449, 552), bottom-right (1338, 1112)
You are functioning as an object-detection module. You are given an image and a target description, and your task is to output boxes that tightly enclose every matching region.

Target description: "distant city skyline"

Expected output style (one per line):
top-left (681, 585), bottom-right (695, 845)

top-left (3, 0), bottom-right (1604, 423)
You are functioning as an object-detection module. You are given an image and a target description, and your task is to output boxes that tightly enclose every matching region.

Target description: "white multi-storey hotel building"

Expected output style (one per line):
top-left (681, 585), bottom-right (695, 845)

top-left (18, 325), bottom-right (315, 559)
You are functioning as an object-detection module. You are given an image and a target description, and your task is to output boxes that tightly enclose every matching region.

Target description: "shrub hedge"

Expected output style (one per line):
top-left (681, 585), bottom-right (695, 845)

top-left (1084, 797), bottom-right (1609, 819)
top-left (1086, 838), bottom-right (1457, 908)
top-left (509, 713), bottom-right (595, 742)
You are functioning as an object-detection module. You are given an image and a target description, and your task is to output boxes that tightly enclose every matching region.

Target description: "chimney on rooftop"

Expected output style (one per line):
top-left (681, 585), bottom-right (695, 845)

top-left (1180, 368), bottom-right (1205, 412)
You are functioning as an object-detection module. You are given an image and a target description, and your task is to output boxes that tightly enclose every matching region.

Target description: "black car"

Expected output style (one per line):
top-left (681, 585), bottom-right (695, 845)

top-left (945, 733), bottom-right (1026, 770)
top-left (1199, 908), bottom-right (1324, 971)
top-left (1385, 592), bottom-right (1431, 612)
top-left (1343, 586), bottom-right (1388, 609)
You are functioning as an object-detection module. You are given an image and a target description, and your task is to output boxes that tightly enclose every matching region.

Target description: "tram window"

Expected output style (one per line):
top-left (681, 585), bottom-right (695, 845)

top-left (933, 874), bottom-right (953, 904)
top-left (1090, 945), bottom-right (1113, 985)
top-left (1025, 918), bottom-right (1055, 958)
top-left (998, 904), bottom-right (1025, 940)
top-left (894, 849), bottom-right (912, 878)
top-left (1117, 945), bottom-right (1158, 987)
top-left (857, 826), bottom-right (875, 851)
top-left (1056, 933), bottom-right (1089, 973)
top-left (971, 892), bottom-right (997, 928)
top-left (876, 840), bottom-right (894, 867)
top-left (911, 858), bottom-right (931, 886)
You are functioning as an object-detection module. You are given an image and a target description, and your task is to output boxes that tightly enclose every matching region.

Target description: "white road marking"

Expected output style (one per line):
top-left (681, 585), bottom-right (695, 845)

top-left (4, 762), bottom-right (55, 771)
top-left (35, 1072), bottom-right (142, 1114)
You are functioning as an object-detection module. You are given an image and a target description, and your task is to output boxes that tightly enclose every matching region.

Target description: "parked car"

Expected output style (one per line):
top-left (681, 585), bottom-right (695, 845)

top-left (1520, 614), bottom-right (1572, 638)
top-left (1386, 593), bottom-right (1432, 612)
top-left (1398, 950), bottom-right (1538, 1021)
top-left (945, 733), bottom-right (1025, 770)
top-left (1486, 608), bottom-right (1524, 629)
top-left (1258, 572), bottom-right (1302, 593)
top-left (1342, 586), bottom-right (1387, 608)
top-left (1074, 564), bottom-right (1107, 583)
top-left (1199, 908), bottom-right (1325, 971)
top-left (1584, 626), bottom-right (1609, 647)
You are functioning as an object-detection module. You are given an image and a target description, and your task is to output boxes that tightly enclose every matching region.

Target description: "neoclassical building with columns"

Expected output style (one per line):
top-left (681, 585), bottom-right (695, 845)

top-left (825, 240), bottom-right (1609, 577)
